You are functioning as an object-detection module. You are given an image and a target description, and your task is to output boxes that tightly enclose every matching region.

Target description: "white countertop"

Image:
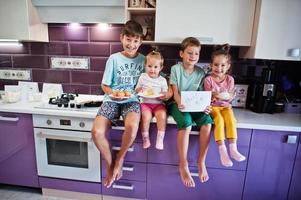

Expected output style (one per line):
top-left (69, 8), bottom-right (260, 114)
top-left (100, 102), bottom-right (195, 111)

top-left (0, 100), bottom-right (300, 132)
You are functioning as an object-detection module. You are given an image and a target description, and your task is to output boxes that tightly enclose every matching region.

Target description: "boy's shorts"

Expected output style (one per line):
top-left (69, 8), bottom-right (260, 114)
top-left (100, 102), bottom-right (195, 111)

top-left (169, 102), bottom-right (213, 129)
top-left (97, 101), bottom-right (140, 121)
top-left (141, 103), bottom-right (166, 115)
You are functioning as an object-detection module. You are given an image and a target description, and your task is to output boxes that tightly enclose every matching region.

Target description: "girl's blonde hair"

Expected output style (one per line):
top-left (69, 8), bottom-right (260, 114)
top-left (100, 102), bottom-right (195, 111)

top-left (145, 46), bottom-right (164, 67)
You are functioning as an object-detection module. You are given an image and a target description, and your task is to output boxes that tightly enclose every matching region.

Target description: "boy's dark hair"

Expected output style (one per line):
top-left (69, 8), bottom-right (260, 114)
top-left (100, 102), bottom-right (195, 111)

top-left (211, 43), bottom-right (231, 63)
top-left (180, 37), bottom-right (201, 51)
top-left (121, 20), bottom-right (144, 38)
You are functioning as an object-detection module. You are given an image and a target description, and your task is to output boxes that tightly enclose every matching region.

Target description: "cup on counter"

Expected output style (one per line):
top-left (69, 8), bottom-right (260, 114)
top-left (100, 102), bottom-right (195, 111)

top-left (274, 102), bottom-right (285, 113)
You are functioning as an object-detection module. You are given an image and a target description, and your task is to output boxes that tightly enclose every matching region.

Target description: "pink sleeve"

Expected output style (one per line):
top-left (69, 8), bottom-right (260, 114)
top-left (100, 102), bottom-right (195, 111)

top-left (204, 76), bottom-right (212, 91)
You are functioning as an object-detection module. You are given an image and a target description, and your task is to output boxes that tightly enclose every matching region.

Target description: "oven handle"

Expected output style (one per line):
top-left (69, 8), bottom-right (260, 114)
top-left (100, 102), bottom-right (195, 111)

top-left (36, 132), bottom-right (92, 143)
top-left (0, 116), bottom-right (19, 122)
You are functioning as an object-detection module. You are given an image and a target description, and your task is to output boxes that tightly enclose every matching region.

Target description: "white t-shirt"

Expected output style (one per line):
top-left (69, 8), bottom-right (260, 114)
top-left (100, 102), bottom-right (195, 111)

top-left (136, 73), bottom-right (168, 104)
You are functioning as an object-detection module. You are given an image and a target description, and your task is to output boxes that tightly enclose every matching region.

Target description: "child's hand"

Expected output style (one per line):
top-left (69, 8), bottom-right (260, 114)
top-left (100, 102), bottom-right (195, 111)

top-left (136, 87), bottom-right (143, 94)
top-left (204, 105), bottom-right (212, 114)
top-left (159, 91), bottom-right (172, 101)
top-left (177, 103), bottom-right (185, 111)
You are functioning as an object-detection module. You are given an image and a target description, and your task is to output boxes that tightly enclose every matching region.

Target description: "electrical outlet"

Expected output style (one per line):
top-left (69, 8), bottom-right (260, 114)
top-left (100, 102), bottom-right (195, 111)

top-left (51, 57), bottom-right (89, 69)
top-left (0, 69), bottom-right (31, 81)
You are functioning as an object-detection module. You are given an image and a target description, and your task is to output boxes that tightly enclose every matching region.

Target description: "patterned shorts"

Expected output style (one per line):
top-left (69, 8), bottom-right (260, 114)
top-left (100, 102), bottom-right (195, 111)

top-left (97, 101), bottom-right (140, 121)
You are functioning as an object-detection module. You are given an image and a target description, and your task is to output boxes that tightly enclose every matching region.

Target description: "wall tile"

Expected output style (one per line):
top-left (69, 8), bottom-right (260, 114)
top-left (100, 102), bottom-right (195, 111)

top-left (31, 42), bottom-right (69, 55)
top-left (110, 43), bottom-right (123, 54)
top-left (49, 26), bottom-right (89, 41)
top-left (71, 71), bottom-right (103, 84)
top-left (91, 85), bottom-right (104, 95)
top-left (63, 84), bottom-right (91, 94)
top-left (13, 55), bottom-right (49, 69)
top-left (32, 69), bottom-right (70, 83)
top-left (0, 43), bottom-right (29, 54)
top-left (0, 56), bottom-right (12, 67)
top-left (70, 43), bottom-right (110, 56)
top-left (90, 26), bottom-right (122, 42)
top-left (90, 57), bottom-right (107, 71)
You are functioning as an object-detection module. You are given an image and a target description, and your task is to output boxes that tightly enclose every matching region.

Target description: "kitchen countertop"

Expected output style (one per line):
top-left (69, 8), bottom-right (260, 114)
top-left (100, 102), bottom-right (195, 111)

top-left (0, 100), bottom-right (300, 132)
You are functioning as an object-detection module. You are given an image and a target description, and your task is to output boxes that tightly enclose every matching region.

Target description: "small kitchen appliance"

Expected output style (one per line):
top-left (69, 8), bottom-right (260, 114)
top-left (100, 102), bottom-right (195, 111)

top-left (249, 67), bottom-right (277, 113)
top-left (232, 84), bottom-right (248, 108)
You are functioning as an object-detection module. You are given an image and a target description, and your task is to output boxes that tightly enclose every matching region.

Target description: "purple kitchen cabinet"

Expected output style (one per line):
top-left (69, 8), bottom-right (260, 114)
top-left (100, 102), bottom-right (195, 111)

top-left (288, 133), bottom-right (301, 200)
top-left (102, 180), bottom-right (146, 199)
top-left (0, 112), bottom-right (39, 187)
top-left (108, 128), bottom-right (143, 143)
top-left (147, 164), bottom-right (245, 200)
top-left (39, 177), bottom-right (101, 194)
top-left (110, 141), bottom-right (147, 163)
top-left (148, 124), bottom-right (251, 170)
top-left (102, 160), bottom-right (147, 182)
top-left (243, 130), bottom-right (299, 200)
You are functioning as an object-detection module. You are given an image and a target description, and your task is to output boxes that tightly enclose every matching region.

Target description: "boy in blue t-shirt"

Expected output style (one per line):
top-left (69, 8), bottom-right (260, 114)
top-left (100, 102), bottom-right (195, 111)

top-left (91, 20), bottom-right (145, 188)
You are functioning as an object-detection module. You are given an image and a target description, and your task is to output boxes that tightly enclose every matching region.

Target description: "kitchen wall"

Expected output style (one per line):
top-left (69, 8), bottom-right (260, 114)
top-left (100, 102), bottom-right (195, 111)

top-left (0, 24), bottom-right (300, 97)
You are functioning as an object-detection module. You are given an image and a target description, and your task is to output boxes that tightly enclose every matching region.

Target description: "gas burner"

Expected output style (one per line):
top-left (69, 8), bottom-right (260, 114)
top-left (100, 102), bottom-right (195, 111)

top-left (48, 93), bottom-right (78, 106)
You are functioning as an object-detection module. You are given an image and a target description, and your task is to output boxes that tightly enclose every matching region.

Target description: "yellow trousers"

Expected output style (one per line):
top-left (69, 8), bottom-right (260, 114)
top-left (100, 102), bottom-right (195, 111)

top-left (211, 106), bottom-right (237, 141)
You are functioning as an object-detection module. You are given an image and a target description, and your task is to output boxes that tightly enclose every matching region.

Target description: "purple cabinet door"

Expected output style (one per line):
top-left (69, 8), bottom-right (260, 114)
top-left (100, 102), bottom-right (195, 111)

top-left (243, 130), bottom-right (299, 200)
top-left (147, 164), bottom-right (244, 200)
top-left (288, 133), bottom-right (301, 200)
top-left (0, 112), bottom-right (39, 187)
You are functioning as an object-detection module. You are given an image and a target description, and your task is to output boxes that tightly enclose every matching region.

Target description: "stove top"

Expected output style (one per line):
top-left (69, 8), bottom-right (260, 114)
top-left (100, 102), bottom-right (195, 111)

top-left (35, 93), bottom-right (103, 112)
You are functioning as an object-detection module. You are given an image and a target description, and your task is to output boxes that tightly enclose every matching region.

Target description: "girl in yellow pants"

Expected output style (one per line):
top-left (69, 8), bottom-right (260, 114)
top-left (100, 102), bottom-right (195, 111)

top-left (204, 44), bottom-right (246, 167)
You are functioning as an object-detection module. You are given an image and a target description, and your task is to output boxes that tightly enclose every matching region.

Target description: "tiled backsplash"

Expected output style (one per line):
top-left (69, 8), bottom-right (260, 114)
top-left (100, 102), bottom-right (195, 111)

top-left (0, 24), bottom-right (300, 96)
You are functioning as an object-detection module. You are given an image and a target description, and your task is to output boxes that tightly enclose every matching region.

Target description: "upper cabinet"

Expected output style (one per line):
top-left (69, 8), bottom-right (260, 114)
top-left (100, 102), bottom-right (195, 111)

top-left (0, 0), bottom-right (48, 42)
top-left (125, 0), bottom-right (156, 42)
top-left (240, 0), bottom-right (301, 61)
top-left (154, 0), bottom-right (256, 45)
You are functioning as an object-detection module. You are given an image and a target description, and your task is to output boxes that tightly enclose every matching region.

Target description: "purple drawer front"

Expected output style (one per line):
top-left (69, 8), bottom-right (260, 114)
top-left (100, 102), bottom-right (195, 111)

top-left (110, 141), bottom-right (147, 163)
top-left (39, 177), bottom-right (101, 194)
top-left (102, 161), bottom-right (147, 182)
top-left (148, 124), bottom-right (251, 170)
top-left (102, 180), bottom-right (146, 199)
top-left (108, 129), bottom-right (142, 142)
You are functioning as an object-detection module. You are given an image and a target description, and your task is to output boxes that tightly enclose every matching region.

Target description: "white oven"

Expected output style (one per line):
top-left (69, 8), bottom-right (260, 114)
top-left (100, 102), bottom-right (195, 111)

top-left (33, 114), bottom-right (100, 182)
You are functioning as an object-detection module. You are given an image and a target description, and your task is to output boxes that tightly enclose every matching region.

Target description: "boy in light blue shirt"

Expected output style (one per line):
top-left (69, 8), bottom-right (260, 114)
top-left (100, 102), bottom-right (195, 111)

top-left (91, 20), bottom-right (144, 188)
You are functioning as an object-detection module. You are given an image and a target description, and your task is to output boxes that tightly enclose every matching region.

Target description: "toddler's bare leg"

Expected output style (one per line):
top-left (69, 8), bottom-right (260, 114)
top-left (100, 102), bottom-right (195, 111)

top-left (154, 109), bottom-right (166, 150)
top-left (141, 110), bottom-right (152, 148)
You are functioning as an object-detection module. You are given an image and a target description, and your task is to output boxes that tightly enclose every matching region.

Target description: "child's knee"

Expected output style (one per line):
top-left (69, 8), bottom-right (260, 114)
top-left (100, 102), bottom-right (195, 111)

top-left (91, 127), bottom-right (105, 140)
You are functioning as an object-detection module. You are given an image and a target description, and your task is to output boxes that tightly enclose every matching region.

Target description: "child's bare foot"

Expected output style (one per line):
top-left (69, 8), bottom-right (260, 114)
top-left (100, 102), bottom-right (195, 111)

top-left (104, 165), bottom-right (114, 188)
top-left (198, 162), bottom-right (209, 183)
top-left (179, 164), bottom-right (195, 187)
top-left (112, 158), bottom-right (124, 181)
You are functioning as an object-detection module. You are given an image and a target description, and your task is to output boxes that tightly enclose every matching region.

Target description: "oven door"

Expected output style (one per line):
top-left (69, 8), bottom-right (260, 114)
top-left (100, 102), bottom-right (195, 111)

top-left (34, 128), bottom-right (100, 182)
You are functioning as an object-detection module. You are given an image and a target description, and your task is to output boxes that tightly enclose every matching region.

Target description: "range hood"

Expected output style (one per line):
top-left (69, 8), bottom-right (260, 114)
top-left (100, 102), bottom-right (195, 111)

top-left (0, 0), bottom-right (48, 42)
top-left (32, 0), bottom-right (126, 23)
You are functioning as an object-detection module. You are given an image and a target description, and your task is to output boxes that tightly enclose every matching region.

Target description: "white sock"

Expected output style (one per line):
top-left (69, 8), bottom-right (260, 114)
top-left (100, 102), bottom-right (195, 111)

top-left (155, 131), bottom-right (165, 150)
top-left (229, 143), bottom-right (246, 162)
top-left (142, 132), bottom-right (151, 149)
top-left (218, 145), bottom-right (233, 167)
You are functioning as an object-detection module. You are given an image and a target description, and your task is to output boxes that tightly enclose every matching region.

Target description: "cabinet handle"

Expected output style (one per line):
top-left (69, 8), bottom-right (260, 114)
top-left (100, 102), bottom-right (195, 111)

top-left (123, 164), bottom-right (134, 172)
top-left (190, 172), bottom-right (199, 177)
top-left (37, 132), bottom-right (92, 143)
top-left (112, 146), bottom-right (134, 152)
top-left (112, 126), bottom-right (125, 131)
top-left (0, 116), bottom-right (19, 122)
top-left (286, 135), bottom-right (298, 144)
top-left (190, 131), bottom-right (199, 135)
top-left (112, 183), bottom-right (134, 190)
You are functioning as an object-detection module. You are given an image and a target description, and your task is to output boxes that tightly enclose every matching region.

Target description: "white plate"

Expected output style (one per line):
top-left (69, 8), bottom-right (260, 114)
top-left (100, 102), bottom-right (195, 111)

top-left (137, 92), bottom-right (163, 99)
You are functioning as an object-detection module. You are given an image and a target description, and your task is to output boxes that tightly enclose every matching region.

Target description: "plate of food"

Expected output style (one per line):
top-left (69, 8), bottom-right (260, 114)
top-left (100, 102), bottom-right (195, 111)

top-left (109, 90), bottom-right (132, 100)
top-left (138, 89), bottom-right (163, 99)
